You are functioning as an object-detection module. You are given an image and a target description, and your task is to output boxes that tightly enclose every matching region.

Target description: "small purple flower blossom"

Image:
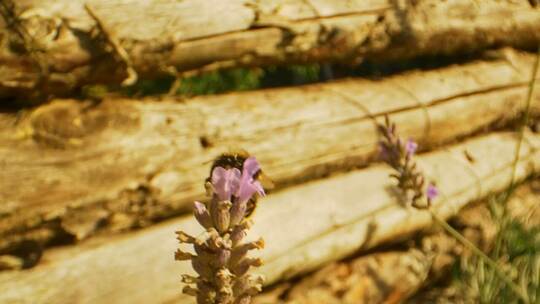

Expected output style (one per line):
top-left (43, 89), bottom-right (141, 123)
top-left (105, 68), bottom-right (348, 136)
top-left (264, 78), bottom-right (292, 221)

top-left (405, 139), bottom-right (418, 157)
top-left (426, 184), bottom-right (439, 201)
top-left (242, 157), bottom-right (261, 178)
top-left (211, 167), bottom-right (241, 201)
top-left (236, 157), bottom-right (265, 203)
top-left (210, 156), bottom-right (265, 204)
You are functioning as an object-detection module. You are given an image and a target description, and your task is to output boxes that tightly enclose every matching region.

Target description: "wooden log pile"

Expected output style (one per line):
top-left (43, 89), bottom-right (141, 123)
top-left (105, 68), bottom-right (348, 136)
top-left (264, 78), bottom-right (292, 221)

top-left (1, 50), bottom-right (539, 261)
top-left (0, 0), bottom-right (539, 100)
top-left (1, 130), bottom-right (540, 303)
top-left (0, 0), bottom-right (539, 302)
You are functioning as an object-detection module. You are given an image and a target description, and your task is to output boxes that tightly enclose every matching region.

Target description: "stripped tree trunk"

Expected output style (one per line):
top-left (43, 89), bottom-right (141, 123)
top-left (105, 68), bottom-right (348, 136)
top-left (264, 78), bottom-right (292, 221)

top-left (0, 131), bottom-right (539, 303)
top-left (0, 0), bottom-right (539, 100)
top-left (1, 50), bottom-right (539, 260)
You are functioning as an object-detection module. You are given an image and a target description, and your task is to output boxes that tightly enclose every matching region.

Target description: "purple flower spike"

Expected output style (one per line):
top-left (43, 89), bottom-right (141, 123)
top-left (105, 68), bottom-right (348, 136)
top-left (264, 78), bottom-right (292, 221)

top-left (212, 167), bottom-right (241, 201)
top-left (177, 155), bottom-right (266, 302)
top-left (405, 139), bottom-right (418, 157)
top-left (427, 184), bottom-right (439, 201)
top-left (236, 157), bottom-right (265, 203)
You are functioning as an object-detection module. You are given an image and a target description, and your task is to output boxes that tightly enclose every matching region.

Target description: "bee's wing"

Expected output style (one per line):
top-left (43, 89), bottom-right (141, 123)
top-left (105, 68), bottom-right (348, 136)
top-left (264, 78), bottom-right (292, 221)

top-left (258, 172), bottom-right (275, 190)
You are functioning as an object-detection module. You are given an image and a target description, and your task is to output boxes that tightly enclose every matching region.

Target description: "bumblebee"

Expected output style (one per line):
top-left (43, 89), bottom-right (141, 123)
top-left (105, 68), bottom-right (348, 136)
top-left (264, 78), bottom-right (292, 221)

top-left (206, 149), bottom-right (274, 218)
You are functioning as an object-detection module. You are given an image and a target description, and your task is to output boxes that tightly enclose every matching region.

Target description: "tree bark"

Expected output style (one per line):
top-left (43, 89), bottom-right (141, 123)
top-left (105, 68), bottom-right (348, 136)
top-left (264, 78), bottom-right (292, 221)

top-left (1, 50), bottom-right (539, 258)
top-left (0, 131), bottom-right (539, 304)
top-left (0, 0), bottom-right (539, 100)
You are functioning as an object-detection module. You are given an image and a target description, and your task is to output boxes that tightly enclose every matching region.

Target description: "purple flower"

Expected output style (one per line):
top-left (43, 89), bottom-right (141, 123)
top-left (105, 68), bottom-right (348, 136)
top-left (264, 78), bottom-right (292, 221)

top-left (236, 157), bottom-right (265, 203)
top-left (426, 184), bottom-right (438, 201)
top-left (242, 157), bottom-right (260, 178)
top-left (210, 157), bottom-right (265, 204)
top-left (405, 139), bottom-right (418, 157)
top-left (211, 167), bottom-right (241, 201)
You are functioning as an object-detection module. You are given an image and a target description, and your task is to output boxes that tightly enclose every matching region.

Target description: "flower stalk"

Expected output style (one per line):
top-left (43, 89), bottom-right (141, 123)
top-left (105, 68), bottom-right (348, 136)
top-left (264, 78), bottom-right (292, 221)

top-left (378, 116), bottom-right (437, 208)
top-left (176, 156), bottom-right (266, 304)
top-left (378, 116), bottom-right (529, 303)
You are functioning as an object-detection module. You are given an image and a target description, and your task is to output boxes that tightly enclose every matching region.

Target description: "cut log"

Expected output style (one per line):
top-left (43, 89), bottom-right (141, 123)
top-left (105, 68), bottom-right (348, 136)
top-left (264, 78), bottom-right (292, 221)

top-left (1, 0), bottom-right (539, 99)
top-left (254, 183), bottom-right (540, 304)
top-left (1, 50), bottom-right (540, 257)
top-left (0, 131), bottom-right (539, 304)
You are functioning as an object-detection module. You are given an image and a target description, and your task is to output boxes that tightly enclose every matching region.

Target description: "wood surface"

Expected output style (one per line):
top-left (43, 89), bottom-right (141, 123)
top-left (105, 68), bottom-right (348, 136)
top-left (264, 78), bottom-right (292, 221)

top-left (1, 50), bottom-right (539, 258)
top-left (1, 0), bottom-right (539, 99)
top-left (254, 183), bottom-right (540, 304)
top-left (0, 131), bottom-right (539, 303)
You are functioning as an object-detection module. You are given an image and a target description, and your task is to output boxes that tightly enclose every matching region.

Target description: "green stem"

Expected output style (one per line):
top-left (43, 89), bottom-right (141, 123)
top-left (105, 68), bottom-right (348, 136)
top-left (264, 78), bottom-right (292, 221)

top-left (430, 211), bottom-right (530, 304)
top-left (508, 46), bottom-right (540, 195)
